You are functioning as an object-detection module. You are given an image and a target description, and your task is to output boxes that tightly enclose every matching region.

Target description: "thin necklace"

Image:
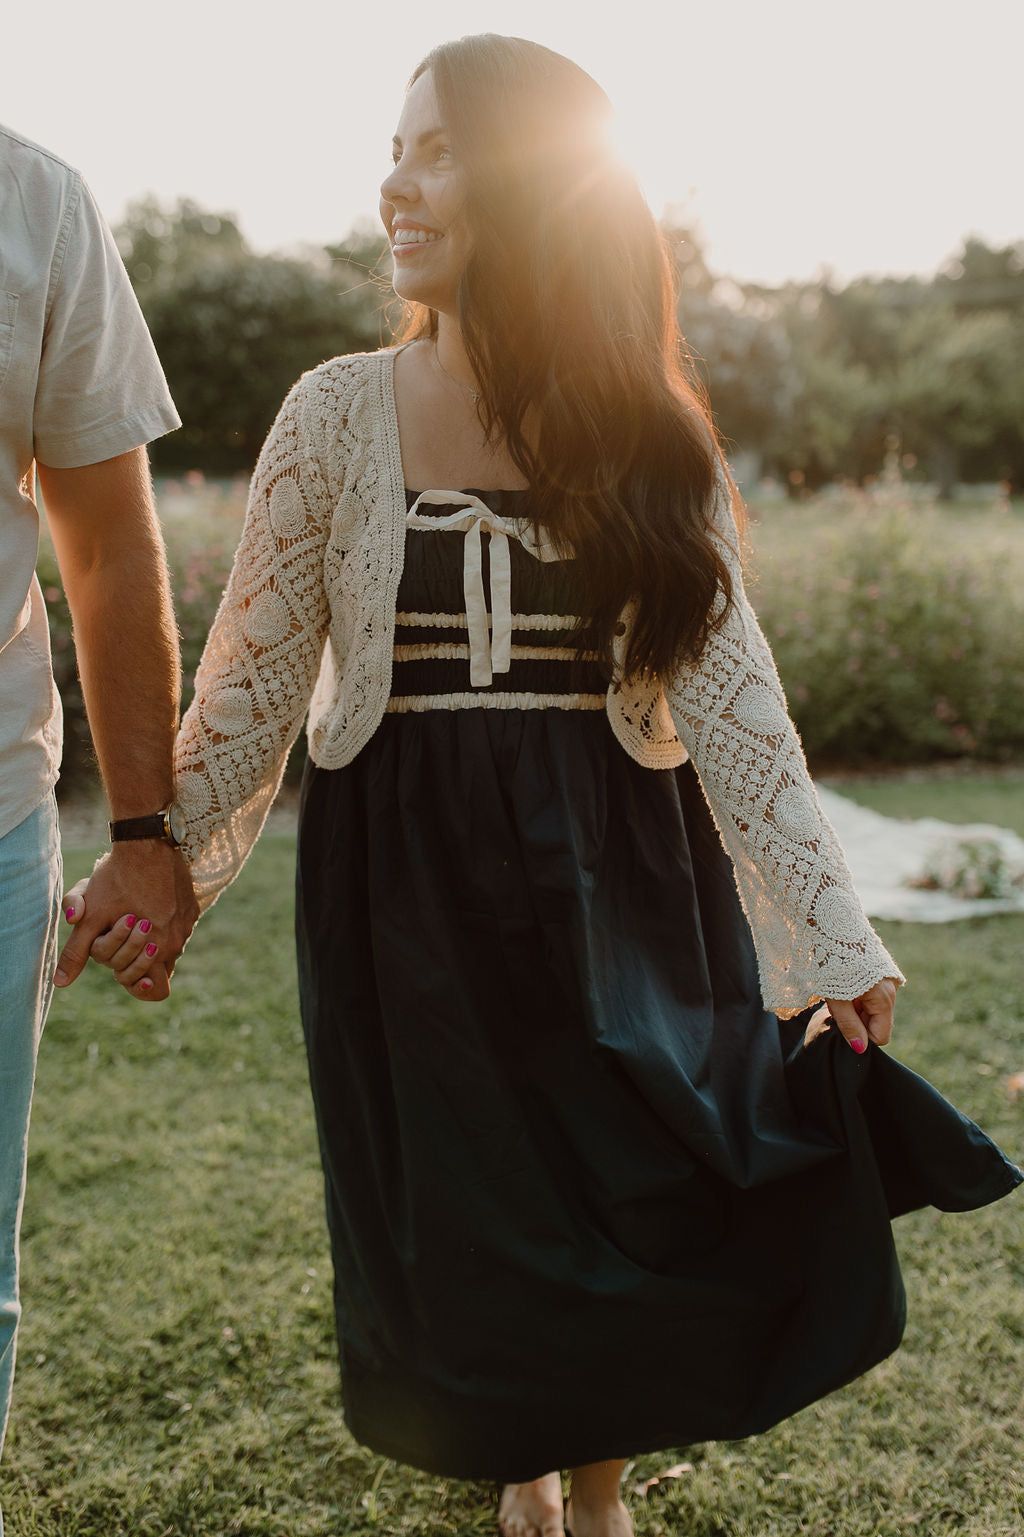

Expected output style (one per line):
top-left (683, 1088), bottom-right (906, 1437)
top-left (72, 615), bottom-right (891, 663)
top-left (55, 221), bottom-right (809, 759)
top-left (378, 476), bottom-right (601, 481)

top-left (433, 340), bottom-right (480, 402)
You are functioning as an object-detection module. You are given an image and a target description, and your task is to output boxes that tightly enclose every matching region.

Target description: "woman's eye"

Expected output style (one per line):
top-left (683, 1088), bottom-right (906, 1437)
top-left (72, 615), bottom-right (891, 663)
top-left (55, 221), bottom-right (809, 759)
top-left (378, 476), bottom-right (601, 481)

top-left (436, 146), bottom-right (453, 164)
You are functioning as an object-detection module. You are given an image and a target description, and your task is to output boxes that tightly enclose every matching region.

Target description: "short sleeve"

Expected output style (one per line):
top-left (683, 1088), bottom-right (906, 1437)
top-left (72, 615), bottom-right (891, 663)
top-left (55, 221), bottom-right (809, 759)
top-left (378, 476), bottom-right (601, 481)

top-left (33, 175), bottom-right (180, 468)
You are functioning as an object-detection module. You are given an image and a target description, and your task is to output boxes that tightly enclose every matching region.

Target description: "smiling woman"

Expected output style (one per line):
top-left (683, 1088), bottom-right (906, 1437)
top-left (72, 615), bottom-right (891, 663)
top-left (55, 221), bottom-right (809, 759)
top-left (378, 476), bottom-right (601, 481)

top-left (384, 35), bottom-right (732, 683)
top-left (73, 29), bottom-right (1021, 1537)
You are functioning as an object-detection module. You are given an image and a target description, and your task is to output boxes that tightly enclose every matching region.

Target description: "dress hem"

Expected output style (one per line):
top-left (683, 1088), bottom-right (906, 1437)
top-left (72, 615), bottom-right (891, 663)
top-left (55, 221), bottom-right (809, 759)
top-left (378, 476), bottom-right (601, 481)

top-left (339, 1322), bottom-right (907, 1485)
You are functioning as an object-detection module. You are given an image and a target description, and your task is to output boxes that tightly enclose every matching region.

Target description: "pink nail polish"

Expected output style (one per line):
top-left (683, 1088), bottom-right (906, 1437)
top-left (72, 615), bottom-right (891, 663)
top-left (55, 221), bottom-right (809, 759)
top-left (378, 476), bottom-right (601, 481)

top-left (145, 943), bottom-right (158, 958)
top-left (850, 1038), bottom-right (867, 1055)
top-left (140, 978), bottom-right (153, 992)
top-left (125, 915), bottom-right (136, 929)
top-left (138, 919), bottom-right (151, 934)
top-left (65, 907), bottom-right (75, 923)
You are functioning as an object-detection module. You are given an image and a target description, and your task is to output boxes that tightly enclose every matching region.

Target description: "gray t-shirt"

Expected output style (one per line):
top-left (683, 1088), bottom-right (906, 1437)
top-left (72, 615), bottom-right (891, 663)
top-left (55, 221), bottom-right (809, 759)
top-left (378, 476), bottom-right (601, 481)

top-left (0, 124), bottom-right (180, 837)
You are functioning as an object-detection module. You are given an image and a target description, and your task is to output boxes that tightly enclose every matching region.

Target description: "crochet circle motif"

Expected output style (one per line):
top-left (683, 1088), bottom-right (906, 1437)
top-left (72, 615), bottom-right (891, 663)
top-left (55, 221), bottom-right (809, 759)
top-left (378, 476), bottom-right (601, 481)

top-left (773, 785), bottom-right (821, 842)
top-left (733, 683), bottom-right (787, 735)
top-left (175, 769), bottom-right (212, 818)
top-left (243, 591), bottom-right (291, 647)
top-left (204, 687), bottom-right (254, 737)
top-left (814, 885), bottom-right (866, 941)
top-left (269, 477), bottom-right (306, 538)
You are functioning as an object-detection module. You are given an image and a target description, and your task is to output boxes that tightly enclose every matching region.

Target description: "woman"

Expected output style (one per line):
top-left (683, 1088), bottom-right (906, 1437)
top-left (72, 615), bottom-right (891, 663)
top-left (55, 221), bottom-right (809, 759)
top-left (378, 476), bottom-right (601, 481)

top-left (76, 35), bottom-right (1020, 1537)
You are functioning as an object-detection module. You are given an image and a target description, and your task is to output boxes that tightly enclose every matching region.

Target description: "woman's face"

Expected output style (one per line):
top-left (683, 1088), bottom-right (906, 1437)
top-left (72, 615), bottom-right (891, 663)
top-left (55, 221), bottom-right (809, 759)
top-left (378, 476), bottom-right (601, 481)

top-left (380, 69), bottom-right (471, 316)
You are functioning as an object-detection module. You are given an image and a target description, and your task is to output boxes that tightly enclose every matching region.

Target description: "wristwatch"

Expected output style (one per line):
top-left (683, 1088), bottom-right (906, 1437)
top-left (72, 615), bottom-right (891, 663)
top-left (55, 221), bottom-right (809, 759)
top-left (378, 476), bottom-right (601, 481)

top-left (109, 802), bottom-right (187, 847)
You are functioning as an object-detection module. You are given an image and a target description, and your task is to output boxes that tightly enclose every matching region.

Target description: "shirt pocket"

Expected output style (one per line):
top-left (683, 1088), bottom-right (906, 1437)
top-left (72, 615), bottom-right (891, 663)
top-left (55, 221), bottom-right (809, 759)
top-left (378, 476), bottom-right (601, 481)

top-left (0, 292), bottom-right (18, 392)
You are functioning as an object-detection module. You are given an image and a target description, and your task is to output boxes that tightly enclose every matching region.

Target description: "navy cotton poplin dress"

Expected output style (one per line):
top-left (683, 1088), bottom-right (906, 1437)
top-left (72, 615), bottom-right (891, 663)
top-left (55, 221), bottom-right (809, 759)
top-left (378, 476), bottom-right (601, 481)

top-left (294, 491), bottom-right (1021, 1483)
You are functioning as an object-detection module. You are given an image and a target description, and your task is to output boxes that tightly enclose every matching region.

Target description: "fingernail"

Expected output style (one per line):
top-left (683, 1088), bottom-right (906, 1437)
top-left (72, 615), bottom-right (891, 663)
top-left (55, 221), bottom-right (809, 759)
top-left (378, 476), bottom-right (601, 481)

top-left (140, 978), bottom-right (153, 992)
top-left (145, 943), bottom-right (158, 958)
top-left (138, 919), bottom-right (151, 934)
top-left (125, 915), bottom-right (137, 929)
top-left (65, 906), bottom-right (75, 922)
top-left (54, 968), bottom-right (68, 987)
top-left (850, 1038), bottom-right (867, 1055)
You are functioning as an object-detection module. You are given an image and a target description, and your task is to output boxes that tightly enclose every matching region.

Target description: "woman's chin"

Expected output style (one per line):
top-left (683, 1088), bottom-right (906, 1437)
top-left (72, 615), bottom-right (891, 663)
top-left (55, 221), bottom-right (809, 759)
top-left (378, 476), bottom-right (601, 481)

top-left (391, 269), bottom-right (455, 314)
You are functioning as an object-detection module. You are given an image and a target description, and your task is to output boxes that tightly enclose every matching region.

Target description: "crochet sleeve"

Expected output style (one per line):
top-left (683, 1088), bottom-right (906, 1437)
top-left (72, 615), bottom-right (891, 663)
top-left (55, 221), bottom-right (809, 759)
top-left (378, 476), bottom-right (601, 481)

top-left (173, 374), bottom-right (333, 911)
top-left (663, 473), bottom-right (905, 1018)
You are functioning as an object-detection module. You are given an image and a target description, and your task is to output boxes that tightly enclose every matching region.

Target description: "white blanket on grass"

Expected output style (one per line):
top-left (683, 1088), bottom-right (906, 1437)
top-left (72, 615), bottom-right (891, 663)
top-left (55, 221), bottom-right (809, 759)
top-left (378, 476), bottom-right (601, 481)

top-left (817, 787), bottom-right (1024, 923)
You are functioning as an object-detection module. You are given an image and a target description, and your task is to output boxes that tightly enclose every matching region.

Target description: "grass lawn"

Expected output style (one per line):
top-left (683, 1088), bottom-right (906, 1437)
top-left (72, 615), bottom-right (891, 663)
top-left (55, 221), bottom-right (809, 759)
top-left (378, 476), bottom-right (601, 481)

top-left (4, 777), bottom-right (1022, 1536)
top-left (820, 767), bottom-right (1024, 840)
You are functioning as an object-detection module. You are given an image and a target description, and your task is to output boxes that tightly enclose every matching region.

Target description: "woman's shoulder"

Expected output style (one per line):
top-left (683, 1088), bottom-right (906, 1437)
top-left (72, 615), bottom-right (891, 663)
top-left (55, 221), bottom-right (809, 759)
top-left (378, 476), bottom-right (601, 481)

top-left (295, 346), bottom-right (398, 399)
top-left (281, 347), bottom-right (399, 439)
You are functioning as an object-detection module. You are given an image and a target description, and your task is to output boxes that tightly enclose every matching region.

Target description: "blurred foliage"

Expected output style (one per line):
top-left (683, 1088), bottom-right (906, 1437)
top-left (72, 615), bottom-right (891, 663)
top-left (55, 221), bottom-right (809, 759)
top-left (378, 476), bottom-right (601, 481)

top-left (116, 197), bottom-right (1024, 492)
top-left (117, 199), bottom-right (389, 473)
top-left (749, 489), bottom-right (1024, 764)
top-left (36, 546), bottom-right (90, 794)
top-left (685, 233), bottom-right (1024, 493)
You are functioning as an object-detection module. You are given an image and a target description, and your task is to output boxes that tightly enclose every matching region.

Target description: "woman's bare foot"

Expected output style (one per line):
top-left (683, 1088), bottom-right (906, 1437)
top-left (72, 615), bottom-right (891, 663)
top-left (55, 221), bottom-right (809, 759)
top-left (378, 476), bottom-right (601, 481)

top-left (564, 1499), bottom-right (632, 1537)
top-left (566, 1460), bottom-right (633, 1537)
top-left (498, 1473), bottom-right (565, 1537)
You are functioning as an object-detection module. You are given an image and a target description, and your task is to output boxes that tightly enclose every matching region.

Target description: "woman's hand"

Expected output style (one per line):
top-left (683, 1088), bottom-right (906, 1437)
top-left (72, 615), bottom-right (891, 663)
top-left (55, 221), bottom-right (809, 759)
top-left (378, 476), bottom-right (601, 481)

top-left (62, 877), bottom-right (172, 1002)
top-left (56, 843), bottom-right (196, 1000)
top-left (825, 979), bottom-right (898, 1054)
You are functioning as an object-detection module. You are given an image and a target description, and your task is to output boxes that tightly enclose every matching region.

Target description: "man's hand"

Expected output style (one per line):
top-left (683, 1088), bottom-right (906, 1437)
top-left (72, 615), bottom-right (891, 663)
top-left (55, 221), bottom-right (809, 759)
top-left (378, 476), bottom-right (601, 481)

top-left (55, 843), bottom-right (198, 1001)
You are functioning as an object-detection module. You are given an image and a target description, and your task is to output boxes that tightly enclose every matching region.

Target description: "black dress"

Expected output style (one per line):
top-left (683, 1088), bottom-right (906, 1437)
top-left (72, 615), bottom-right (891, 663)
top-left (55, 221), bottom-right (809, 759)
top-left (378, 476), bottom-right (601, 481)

top-left (295, 491), bottom-right (1020, 1483)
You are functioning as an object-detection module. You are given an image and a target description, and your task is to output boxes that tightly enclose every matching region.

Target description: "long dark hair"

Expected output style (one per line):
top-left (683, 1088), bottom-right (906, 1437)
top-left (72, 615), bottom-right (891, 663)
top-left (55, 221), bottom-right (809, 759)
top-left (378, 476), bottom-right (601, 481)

top-left (398, 34), bottom-right (735, 682)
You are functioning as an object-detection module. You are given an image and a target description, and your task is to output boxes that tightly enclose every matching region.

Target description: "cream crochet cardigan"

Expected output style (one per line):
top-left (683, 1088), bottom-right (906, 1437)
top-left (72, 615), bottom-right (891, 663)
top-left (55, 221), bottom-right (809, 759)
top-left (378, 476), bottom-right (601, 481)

top-left (174, 348), bottom-right (903, 1017)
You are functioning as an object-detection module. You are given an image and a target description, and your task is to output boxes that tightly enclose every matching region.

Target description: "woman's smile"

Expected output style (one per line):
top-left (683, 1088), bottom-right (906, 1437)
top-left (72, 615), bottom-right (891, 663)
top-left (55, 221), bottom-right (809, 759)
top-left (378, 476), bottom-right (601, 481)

top-left (391, 219), bottom-right (445, 258)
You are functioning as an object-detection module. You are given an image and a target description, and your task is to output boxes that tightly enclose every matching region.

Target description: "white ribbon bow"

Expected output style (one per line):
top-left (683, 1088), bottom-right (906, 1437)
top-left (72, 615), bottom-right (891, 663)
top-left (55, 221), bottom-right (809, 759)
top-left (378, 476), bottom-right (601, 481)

top-left (406, 491), bottom-right (565, 687)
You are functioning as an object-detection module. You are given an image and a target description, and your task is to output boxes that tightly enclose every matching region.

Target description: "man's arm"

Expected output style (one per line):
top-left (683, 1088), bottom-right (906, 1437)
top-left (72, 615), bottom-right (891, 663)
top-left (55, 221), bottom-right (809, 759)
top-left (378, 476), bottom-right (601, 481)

top-left (39, 447), bottom-right (198, 1000)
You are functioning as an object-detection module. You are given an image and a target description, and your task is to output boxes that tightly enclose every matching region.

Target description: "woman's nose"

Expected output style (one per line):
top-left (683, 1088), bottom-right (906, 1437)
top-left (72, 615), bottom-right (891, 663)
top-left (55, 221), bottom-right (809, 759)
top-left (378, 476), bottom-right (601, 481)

top-left (381, 159), bottom-right (416, 206)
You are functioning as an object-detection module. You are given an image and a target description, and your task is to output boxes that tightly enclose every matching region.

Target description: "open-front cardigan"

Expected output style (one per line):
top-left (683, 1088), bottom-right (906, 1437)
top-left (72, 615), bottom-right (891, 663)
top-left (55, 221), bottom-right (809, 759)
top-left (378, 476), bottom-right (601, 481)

top-left (173, 348), bottom-right (903, 1017)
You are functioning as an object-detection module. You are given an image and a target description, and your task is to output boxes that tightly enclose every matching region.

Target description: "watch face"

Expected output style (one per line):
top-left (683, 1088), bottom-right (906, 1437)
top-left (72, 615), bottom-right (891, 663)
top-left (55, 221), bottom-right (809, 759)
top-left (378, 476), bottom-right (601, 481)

top-left (167, 803), bottom-right (187, 845)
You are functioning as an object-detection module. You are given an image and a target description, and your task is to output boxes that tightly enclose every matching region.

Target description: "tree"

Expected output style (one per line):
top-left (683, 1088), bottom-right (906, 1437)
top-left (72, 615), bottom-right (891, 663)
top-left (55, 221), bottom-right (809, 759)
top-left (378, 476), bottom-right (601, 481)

top-left (116, 201), bottom-right (386, 474)
top-left (663, 224), bottom-right (796, 468)
top-left (935, 237), bottom-right (1024, 310)
top-left (892, 305), bottom-right (1024, 493)
top-left (117, 196), bottom-right (248, 297)
top-left (716, 237), bottom-right (1024, 492)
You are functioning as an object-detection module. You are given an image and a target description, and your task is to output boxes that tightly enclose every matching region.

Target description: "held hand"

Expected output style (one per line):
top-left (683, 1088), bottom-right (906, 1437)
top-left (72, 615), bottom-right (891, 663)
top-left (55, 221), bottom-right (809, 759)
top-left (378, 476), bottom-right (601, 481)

top-left (825, 978), bottom-right (898, 1054)
top-left (55, 843), bottom-right (197, 1002)
top-left (62, 888), bottom-right (174, 1000)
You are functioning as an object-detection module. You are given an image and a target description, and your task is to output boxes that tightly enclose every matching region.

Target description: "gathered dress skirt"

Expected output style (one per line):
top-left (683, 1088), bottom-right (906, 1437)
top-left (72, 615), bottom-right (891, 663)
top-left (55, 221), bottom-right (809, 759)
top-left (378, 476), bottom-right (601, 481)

top-left (295, 493), bottom-right (1021, 1482)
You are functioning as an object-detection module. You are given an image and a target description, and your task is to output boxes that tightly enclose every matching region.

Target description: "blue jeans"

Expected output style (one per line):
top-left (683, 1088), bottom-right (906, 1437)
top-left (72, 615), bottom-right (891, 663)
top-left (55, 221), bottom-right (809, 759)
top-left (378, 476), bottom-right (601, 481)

top-left (0, 793), bottom-right (61, 1484)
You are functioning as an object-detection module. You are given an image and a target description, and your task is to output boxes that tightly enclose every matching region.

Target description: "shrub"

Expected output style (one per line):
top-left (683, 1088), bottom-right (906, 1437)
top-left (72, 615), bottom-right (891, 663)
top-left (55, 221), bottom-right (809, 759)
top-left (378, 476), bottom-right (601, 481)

top-left (907, 836), bottom-right (1024, 900)
top-left (748, 487), bottom-right (1024, 764)
top-left (41, 476), bottom-right (249, 800)
top-left (35, 543), bottom-right (92, 795)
